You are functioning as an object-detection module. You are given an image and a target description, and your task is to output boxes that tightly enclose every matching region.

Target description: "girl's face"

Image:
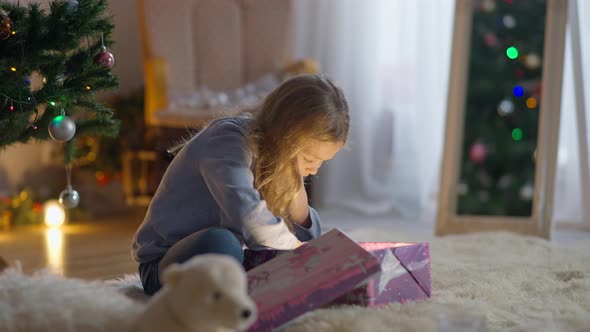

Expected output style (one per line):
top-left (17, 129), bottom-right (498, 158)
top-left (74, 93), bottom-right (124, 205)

top-left (296, 140), bottom-right (344, 177)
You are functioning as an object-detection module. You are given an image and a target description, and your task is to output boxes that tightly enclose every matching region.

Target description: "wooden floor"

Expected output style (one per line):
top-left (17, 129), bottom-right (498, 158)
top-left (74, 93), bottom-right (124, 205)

top-left (1, 207), bottom-right (587, 282)
top-left (0, 214), bottom-right (141, 281)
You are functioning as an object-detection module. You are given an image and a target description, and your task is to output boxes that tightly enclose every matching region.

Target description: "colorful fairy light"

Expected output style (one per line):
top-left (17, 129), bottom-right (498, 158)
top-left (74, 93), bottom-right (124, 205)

top-left (513, 85), bottom-right (524, 97)
top-left (526, 97), bottom-right (537, 109)
top-left (512, 128), bottom-right (523, 141)
top-left (506, 47), bottom-right (519, 59)
top-left (503, 15), bottom-right (516, 29)
top-left (10, 67), bottom-right (16, 72)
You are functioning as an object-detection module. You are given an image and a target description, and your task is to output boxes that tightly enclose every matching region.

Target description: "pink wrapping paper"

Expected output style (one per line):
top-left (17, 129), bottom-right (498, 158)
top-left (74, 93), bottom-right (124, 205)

top-left (246, 229), bottom-right (381, 332)
top-left (331, 242), bottom-right (431, 306)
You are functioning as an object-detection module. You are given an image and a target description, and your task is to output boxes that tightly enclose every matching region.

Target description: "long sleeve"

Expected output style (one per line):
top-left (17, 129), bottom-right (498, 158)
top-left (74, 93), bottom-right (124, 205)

top-left (293, 206), bottom-right (322, 241)
top-left (199, 121), bottom-right (301, 250)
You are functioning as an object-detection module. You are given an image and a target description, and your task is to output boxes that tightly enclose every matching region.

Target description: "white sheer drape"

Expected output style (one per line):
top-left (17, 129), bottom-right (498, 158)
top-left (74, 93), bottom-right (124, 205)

top-left (293, 0), bottom-right (589, 224)
top-left (293, 0), bottom-right (454, 220)
top-left (554, 0), bottom-right (590, 224)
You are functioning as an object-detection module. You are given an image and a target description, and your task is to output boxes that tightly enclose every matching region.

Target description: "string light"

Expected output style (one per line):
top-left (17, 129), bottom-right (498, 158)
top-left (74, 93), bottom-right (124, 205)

top-left (85, 86), bottom-right (91, 90)
top-left (10, 67), bottom-right (16, 72)
top-left (526, 97), bottom-right (537, 109)
top-left (49, 101), bottom-right (56, 106)
top-left (506, 46), bottom-right (519, 59)
top-left (513, 85), bottom-right (524, 97)
top-left (512, 128), bottom-right (523, 141)
top-left (502, 15), bottom-right (516, 29)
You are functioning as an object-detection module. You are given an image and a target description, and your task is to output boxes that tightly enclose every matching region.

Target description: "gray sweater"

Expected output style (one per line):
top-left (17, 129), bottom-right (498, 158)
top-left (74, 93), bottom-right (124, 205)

top-left (131, 116), bottom-right (321, 263)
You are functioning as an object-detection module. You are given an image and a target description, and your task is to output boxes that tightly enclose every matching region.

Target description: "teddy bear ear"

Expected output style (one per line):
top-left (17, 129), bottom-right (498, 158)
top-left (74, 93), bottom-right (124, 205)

top-left (162, 263), bottom-right (184, 285)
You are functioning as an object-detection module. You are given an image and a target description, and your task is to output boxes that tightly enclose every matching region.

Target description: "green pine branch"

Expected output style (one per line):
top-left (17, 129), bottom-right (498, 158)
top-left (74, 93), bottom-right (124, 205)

top-left (0, 0), bottom-right (120, 163)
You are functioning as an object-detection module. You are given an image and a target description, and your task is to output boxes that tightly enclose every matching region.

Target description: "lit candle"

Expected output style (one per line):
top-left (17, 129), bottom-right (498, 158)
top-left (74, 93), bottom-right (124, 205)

top-left (43, 200), bottom-right (66, 227)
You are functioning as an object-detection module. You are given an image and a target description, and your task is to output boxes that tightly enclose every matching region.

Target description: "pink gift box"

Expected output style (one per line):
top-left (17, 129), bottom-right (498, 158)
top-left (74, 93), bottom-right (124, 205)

top-left (244, 229), bottom-right (432, 331)
top-left (330, 242), bottom-right (431, 306)
top-left (246, 229), bottom-right (381, 332)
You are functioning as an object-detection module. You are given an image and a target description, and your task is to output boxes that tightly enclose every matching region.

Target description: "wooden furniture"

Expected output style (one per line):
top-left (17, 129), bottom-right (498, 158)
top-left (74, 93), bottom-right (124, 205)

top-left (122, 150), bottom-right (158, 207)
top-left (125, 0), bottom-right (317, 206)
top-left (138, 0), bottom-right (302, 129)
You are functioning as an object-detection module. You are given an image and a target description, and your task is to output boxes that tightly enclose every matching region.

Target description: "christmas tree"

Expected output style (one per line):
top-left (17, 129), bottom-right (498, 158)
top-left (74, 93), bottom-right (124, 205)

top-left (0, 0), bottom-right (119, 209)
top-left (457, 0), bottom-right (545, 216)
top-left (0, 0), bottom-right (119, 160)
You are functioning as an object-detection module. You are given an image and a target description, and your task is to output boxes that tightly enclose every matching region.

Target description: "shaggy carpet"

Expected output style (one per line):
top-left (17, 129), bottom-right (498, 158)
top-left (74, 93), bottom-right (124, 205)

top-left (1, 230), bottom-right (589, 332)
top-left (281, 230), bottom-right (590, 332)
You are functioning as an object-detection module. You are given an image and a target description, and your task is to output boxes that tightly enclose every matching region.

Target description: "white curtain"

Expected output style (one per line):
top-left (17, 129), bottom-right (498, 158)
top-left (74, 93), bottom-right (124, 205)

top-left (293, 0), bottom-right (454, 220)
top-left (293, 0), bottom-right (590, 224)
top-left (554, 0), bottom-right (590, 224)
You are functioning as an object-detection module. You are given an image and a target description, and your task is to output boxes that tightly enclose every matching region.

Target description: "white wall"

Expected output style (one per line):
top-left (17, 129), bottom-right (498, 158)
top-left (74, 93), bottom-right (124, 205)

top-left (0, 0), bottom-right (143, 194)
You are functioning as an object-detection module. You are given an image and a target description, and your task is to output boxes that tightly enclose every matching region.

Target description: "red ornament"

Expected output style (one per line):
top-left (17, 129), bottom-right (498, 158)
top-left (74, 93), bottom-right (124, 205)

top-left (94, 47), bottom-right (115, 68)
top-left (469, 142), bottom-right (488, 164)
top-left (484, 32), bottom-right (498, 47)
top-left (0, 14), bottom-right (13, 40)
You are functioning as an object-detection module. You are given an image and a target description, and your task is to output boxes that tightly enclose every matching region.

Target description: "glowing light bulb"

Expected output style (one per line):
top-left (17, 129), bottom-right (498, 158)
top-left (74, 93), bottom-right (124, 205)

top-left (43, 200), bottom-right (66, 228)
top-left (512, 128), bottom-right (523, 141)
top-left (506, 47), bottom-right (519, 59)
top-left (526, 97), bottom-right (537, 109)
top-left (10, 67), bottom-right (16, 72)
top-left (513, 86), bottom-right (524, 97)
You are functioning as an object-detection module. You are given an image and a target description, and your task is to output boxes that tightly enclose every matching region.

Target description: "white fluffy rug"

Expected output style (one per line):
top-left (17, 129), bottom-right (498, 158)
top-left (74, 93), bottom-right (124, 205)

top-left (1, 230), bottom-right (589, 332)
top-left (282, 230), bottom-right (590, 332)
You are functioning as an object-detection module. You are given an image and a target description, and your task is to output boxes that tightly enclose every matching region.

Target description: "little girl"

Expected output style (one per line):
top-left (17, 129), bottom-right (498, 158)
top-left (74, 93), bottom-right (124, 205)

top-left (131, 75), bottom-right (350, 295)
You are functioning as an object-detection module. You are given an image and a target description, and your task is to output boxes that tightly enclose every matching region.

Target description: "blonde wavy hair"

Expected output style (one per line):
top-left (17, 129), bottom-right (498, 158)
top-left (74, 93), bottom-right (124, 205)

top-left (247, 75), bottom-right (349, 227)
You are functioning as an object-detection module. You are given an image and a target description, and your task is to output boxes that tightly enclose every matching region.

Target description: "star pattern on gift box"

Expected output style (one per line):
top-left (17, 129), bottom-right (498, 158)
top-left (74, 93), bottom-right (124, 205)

top-left (377, 249), bottom-right (407, 295)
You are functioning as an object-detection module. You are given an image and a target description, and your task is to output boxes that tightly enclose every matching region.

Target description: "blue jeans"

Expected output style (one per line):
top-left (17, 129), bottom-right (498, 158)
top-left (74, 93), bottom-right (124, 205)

top-left (138, 227), bottom-right (244, 295)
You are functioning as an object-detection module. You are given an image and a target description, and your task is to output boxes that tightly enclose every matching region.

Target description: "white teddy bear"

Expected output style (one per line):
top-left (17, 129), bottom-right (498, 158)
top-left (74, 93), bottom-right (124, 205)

top-left (132, 254), bottom-right (257, 332)
top-left (0, 254), bottom-right (256, 332)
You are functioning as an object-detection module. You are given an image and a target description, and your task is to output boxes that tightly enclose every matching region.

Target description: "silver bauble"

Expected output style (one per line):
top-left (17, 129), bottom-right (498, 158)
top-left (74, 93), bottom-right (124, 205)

top-left (48, 115), bottom-right (76, 142)
top-left (59, 186), bottom-right (80, 208)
